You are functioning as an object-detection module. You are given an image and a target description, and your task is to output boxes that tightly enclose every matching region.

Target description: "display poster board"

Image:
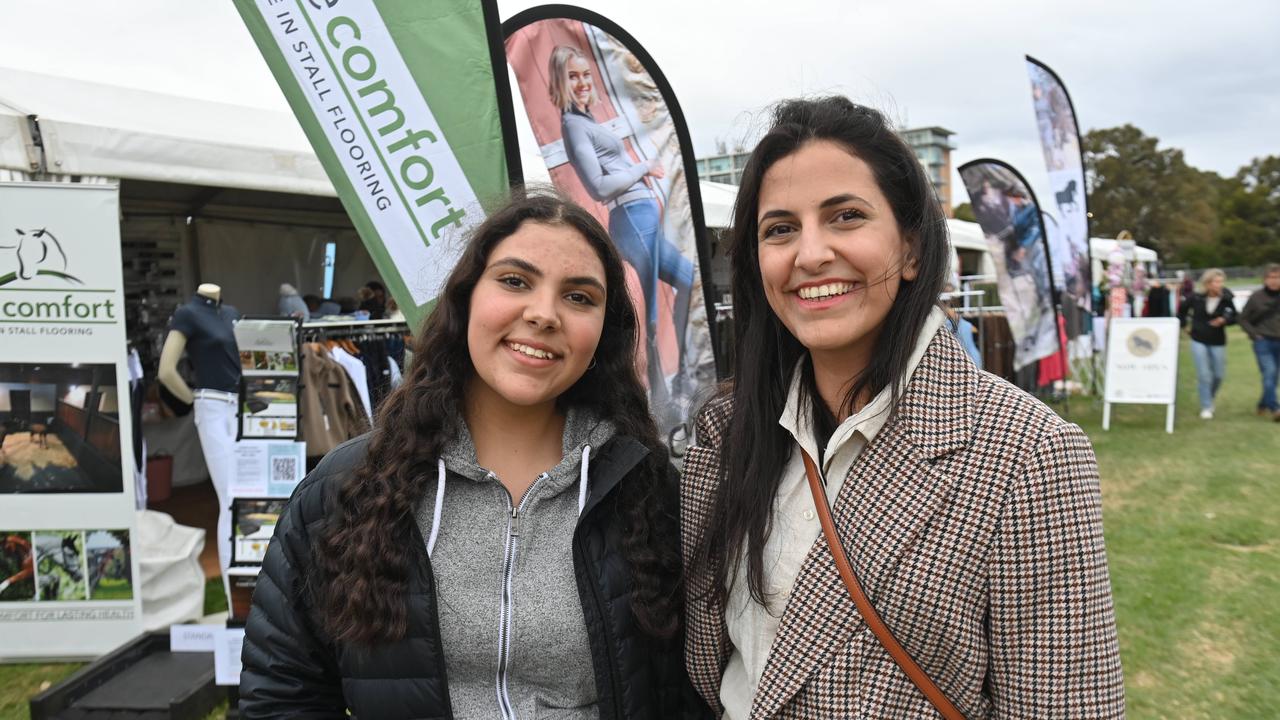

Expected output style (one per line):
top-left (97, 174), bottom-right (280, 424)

top-left (1103, 317), bottom-right (1180, 433)
top-left (0, 182), bottom-right (144, 660)
top-left (235, 319), bottom-right (299, 439)
top-left (226, 321), bottom-right (304, 653)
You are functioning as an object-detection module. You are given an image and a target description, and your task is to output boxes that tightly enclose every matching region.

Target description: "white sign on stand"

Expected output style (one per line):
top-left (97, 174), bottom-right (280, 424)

top-left (1102, 318), bottom-right (1181, 433)
top-left (170, 623), bottom-right (220, 652)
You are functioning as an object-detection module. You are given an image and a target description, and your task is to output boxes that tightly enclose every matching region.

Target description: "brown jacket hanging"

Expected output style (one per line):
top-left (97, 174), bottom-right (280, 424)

top-left (299, 343), bottom-right (369, 458)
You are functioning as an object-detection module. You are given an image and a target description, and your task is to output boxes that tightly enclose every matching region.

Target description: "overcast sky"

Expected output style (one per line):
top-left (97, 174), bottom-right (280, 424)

top-left (1, 0), bottom-right (1276, 208)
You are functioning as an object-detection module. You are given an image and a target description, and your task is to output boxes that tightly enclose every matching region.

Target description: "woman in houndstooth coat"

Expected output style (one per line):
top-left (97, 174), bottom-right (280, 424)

top-left (682, 97), bottom-right (1124, 719)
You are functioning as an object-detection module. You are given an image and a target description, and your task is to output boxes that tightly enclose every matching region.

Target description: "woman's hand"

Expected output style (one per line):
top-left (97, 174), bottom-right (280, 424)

top-left (647, 158), bottom-right (666, 179)
top-left (1209, 317), bottom-right (1226, 327)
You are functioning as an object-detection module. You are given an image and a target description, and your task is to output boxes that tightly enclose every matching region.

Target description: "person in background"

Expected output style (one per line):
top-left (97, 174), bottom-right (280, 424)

top-left (1239, 263), bottom-right (1280, 421)
top-left (945, 305), bottom-right (982, 368)
top-left (942, 283), bottom-right (982, 367)
top-left (1178, 268), bottom-right (1236, 419)
top-left (1144, 278), bottom-right (1173, 317)
top-left (385, 295), bottom-right (405, 322)
top-left (354, 287), bottom-right (376, 320)
top-left (1177, 271), bottom-right (1194, 306)
top-left (361, 281), bottom-right (387, 320)
top-left (278, 283), bottom-right (310, 321)
top-left (304, 294), bottom-right (342, 318)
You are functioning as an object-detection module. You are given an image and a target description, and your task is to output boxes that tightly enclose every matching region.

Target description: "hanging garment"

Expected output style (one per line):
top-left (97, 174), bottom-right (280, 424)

top-left (386, 333), bottom-right (406, 368)
top-left (357, 338), bottom-right (392, 413)
top-left (974, 313), bottom-right (1015, 380)
top-left (329, 345), bottom-right (373, 422)
top-left (1037, 315), bottom-right (1070, 388)
top-left (299, 344), bottom-right (370, 458)
top-left (388, 356), bottom-right (403, 391)
top-left (1145, 286), bottom-right (1173, 317)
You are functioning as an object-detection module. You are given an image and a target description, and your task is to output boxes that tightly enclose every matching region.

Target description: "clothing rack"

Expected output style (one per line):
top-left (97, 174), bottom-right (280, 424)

top-left (298, 319), bottom-right (410, 433)
top-left (298, 318), bottom-right (410, 342)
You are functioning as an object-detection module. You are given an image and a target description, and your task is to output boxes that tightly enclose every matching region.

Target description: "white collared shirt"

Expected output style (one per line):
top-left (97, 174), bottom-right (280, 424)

top-left (720, 307), bottom-right (946, 719)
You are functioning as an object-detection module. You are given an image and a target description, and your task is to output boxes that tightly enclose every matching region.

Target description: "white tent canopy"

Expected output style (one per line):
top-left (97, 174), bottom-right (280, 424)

top-left (947, 218), bottom-right (988, 254)
top-left (698, 180), bottom-right (738, 229)
top-left (0, 96), bottom-right (32, 176)
top-left (1090, 237), bottom-right (1158, 264)
top-left (0, 67), bottom-right (329, 195)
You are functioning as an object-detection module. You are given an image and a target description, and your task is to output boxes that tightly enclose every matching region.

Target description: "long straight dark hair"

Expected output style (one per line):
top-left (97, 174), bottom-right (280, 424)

top-left (312, 188), bottom-right (681, 644)
top-left (693, 97), bottom-right (948, 608)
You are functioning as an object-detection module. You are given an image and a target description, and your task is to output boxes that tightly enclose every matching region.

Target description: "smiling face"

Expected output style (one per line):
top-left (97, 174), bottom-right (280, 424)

top-left (466, 221), bottom-right (607, 411)
top-left (756, 140), bottom-right (917, 368)
top-left (566, 55), bottom-right (594, 111)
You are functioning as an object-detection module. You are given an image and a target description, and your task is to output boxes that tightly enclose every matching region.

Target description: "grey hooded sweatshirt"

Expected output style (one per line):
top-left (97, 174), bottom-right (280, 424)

top-left (416, 408), bottom-right (616, 720)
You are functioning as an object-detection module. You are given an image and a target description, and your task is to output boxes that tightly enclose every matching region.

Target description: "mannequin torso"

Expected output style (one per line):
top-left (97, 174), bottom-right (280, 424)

top-left (158, 284), bottom-right (242, 401)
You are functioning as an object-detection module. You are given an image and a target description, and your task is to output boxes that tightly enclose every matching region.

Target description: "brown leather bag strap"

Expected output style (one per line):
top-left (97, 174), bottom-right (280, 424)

top-left (801, 450), bottom-right (966, 720)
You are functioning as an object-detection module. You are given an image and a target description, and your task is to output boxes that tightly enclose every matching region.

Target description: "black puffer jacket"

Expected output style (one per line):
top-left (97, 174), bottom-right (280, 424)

top-left (1178, 289), bottom-right (1237, 345)
top-left (239, 435), bottom-right (709, 720)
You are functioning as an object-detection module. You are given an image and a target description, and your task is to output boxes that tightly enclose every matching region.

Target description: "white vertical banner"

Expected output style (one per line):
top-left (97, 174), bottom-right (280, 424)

top-left (0, 182), bottom-right (144, 660)
top-left (1027, 56), bottom-right (1093, 334)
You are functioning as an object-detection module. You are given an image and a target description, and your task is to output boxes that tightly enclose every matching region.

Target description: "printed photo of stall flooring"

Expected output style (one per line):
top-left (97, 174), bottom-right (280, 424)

top-left (0, 431), bottom-right (93, 493)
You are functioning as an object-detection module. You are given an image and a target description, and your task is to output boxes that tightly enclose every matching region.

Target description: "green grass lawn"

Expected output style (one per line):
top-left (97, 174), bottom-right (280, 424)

top-left (1059, 326), bottom-right (1279, 718)
top-left (1226, 275), bottom-right (1263, 291)
top-left (1, 328), bottom-right (1276, 719)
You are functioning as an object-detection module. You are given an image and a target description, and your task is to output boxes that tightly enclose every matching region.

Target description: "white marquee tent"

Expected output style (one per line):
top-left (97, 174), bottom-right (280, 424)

top-left (0, 67), bottom-right (327, 194)
top-left (0, 67), bottom-right (380, 347)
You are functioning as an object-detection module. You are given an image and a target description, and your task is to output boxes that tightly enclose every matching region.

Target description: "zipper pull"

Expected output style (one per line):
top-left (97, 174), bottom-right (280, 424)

top-left (510, 506), bottom-right (520, 538)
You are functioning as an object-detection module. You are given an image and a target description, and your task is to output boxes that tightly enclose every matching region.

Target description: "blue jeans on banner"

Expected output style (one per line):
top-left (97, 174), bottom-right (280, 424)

top-left (1190, 341), bottom-right (1226, 411)
top-left (609, 199), bottom-right (694, 361)
top-left (1252, 337), bottom-right (1280, 412)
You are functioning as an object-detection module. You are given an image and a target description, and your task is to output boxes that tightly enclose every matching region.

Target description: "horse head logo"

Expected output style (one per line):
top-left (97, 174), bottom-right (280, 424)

top-left (0, 228), bottom-right (82, 286)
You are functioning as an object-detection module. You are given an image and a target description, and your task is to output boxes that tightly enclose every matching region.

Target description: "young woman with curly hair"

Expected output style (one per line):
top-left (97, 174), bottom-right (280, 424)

top-left (682, 97), bottom-right (1124, 718)
top-left (240, 191), bottom-right (707, 720)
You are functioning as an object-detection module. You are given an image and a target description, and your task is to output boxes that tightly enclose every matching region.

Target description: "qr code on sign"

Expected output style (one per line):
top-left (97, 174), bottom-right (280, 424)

top-left (271, 457), bottom-right (298, 484)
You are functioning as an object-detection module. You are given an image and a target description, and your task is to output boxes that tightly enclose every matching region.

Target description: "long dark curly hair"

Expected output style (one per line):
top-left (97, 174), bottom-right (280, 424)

top-left (312, 189), bottom-right (682, 644)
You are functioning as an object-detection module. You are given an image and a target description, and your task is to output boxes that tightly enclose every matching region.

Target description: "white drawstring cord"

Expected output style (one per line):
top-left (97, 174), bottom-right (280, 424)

top-left (577, 445), bottom-right (591, 516)
top-left (427, 459), bottom-right (446, 558)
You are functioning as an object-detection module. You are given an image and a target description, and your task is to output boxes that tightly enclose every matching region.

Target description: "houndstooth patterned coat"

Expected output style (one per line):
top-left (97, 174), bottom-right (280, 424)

top-left (682, 330), bottom-right (1125, 719)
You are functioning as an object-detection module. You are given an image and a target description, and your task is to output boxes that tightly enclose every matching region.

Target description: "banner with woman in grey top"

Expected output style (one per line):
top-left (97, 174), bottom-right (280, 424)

top-left (504, 8), bottom-right (717, 442)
